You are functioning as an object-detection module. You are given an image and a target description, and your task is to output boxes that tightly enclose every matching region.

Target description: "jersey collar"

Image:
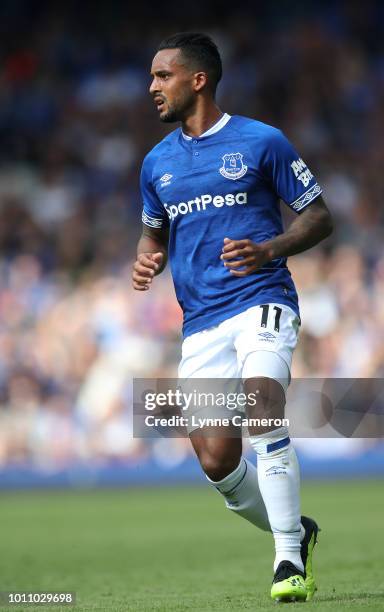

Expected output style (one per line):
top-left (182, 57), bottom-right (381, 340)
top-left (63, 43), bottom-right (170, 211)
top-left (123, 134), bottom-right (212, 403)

top-left (182, 113), bottom-right (231, 140)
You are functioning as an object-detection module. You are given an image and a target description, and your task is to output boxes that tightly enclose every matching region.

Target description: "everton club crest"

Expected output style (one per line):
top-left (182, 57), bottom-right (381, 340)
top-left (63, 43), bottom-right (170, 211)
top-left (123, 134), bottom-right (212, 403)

top-left (219, 152), bottom-right (248, 180)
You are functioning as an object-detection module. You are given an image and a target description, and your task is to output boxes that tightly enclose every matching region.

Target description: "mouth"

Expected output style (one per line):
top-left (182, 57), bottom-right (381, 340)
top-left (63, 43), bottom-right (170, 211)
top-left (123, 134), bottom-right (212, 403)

top-left (154, 97), bottom-right (166, 111)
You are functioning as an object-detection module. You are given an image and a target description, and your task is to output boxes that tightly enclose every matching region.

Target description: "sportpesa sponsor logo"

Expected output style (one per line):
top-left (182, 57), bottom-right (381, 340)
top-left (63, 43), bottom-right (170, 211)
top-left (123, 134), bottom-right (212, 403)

top-left (164, 192), bottom-right (248, 220)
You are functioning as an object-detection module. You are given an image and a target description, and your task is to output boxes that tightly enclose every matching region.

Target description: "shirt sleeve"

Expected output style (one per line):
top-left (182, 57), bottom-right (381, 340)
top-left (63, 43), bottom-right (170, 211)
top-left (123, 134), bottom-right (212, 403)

top-left (140, 154), bottom-right (168, 228)
top-left (260, 129), bottom-right (322, 213)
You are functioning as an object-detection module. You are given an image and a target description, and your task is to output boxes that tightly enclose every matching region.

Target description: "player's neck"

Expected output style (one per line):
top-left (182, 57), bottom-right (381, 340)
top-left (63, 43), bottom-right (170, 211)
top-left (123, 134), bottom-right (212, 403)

top-left (181, 103), bottom-right (223, 138)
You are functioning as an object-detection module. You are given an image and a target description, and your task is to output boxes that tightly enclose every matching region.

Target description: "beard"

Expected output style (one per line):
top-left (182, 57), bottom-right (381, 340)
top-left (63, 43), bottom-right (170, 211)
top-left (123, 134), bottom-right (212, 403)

top-left (159, 105), bottom-right (180, 123)
top-left (159, 91), bottom-right (195, 123)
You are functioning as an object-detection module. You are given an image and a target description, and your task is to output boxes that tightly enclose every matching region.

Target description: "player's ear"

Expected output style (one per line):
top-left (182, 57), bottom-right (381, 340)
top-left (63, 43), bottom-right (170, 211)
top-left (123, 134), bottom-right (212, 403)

top-left (193, 71), bottom-right (208, 92)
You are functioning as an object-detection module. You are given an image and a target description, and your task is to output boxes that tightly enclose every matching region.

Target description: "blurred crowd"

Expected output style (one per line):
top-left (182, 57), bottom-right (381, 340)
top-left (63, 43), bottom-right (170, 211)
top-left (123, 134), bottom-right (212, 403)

top-left (0, 1), bottom-right (383, 470)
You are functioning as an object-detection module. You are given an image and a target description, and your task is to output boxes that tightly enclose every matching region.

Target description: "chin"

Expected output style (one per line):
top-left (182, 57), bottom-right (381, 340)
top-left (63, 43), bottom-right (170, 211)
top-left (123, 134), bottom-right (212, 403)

top-left (159, 115), bottom-right (178, 124)
top-left (159, 109), bottom-right (179, 123)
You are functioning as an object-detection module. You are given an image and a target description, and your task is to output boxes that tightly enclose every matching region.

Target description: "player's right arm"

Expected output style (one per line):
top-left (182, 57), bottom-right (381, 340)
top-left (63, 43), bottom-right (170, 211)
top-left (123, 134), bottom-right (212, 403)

top-left (133, 224), bottom-right (168, 291)
top-left (132, 151), bottom-right (169, 291)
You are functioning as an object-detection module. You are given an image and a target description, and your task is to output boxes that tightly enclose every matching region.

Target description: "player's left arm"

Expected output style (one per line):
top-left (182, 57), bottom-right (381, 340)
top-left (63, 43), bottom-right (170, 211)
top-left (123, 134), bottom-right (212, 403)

top-left (221, 195), bottom-right (333, 277)
top-left (222, 128), bottom-right (333, 276)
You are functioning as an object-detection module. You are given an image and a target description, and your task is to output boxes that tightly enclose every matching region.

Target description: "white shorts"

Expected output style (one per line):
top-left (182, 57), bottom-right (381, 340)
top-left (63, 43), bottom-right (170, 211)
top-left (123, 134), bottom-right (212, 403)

top-left (178, 303), bottom-right (300, 392)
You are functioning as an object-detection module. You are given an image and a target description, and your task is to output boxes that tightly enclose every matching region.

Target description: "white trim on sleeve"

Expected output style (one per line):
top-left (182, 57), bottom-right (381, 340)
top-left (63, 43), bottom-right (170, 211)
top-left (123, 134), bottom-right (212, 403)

top-left (289, 183), bottom-right (322, 212)
top-left (142, 211), bottom-right (164, 228)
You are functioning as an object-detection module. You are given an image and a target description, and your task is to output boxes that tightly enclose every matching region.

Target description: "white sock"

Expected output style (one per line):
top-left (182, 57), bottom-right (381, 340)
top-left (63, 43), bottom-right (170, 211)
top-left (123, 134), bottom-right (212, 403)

top-left (249, 427), bottom-right (304, 573)
top-left (206, 458), bottom-right (270, 532)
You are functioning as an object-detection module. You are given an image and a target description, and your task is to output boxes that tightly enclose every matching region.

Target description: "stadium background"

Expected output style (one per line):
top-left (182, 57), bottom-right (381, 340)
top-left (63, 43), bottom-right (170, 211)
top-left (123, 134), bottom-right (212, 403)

top-left (0, 0), bottom-right (383, 486)
top-left (1, 2), bottom-right (383, 610)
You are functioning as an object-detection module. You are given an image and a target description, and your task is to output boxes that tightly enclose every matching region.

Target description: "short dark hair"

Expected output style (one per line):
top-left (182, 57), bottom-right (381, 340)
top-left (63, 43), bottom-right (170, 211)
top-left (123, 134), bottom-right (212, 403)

top-left (158, 32), bottom-right (222, 94)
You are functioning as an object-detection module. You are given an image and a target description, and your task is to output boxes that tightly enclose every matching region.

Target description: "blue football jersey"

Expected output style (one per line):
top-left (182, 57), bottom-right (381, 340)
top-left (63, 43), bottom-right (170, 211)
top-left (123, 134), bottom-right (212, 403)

top-left (141, 114), bottom-right (322, 338)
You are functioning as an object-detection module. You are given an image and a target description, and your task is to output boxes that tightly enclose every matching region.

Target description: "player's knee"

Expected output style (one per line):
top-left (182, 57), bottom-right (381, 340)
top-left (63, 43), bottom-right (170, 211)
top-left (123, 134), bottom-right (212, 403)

top-left (199, 452), bottom-right (239, 482)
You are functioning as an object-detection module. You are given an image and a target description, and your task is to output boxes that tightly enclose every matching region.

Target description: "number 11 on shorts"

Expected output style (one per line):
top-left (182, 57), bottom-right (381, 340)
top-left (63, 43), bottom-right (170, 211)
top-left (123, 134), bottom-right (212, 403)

top-left (260, 305), bottom-right (282, 332)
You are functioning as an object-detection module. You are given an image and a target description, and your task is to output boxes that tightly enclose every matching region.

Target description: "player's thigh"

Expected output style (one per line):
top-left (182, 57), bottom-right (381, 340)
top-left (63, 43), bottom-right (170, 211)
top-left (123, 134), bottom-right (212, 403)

top-left (178, 326), bottom-right (238, 379)
top-left (178, 325), bottom-right (241, 437)
top-left (234, 303), bottom-right (300, 392)
top-left (234, 304), bottom-right (299, 435)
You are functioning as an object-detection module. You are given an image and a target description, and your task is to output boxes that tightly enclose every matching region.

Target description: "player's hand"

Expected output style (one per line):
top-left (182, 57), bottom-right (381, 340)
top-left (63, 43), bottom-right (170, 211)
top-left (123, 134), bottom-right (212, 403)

top-left (220, 237), bottom-right (273, 277)
top-left (132, 252), bottom-right (164, 290)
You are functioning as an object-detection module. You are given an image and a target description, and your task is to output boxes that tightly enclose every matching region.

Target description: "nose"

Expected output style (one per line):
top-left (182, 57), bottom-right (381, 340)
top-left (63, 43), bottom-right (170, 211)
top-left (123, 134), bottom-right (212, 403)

top-left (149, 77), bottom-right (159, 95)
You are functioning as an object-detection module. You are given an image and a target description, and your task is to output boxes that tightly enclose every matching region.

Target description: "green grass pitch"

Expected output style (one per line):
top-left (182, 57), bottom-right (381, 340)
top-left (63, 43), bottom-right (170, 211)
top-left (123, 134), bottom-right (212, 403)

top-left (0, 481), bottom-right (383, 611)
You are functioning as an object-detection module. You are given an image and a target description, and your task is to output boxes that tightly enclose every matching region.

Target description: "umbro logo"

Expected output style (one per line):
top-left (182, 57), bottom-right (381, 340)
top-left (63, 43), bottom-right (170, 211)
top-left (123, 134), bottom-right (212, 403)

top-left (160, 173), bottom-right (173, 187)
top-left (266, 465), bottom-right (287, 476)
top-left (258, 331), bottom-right (276, 340)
